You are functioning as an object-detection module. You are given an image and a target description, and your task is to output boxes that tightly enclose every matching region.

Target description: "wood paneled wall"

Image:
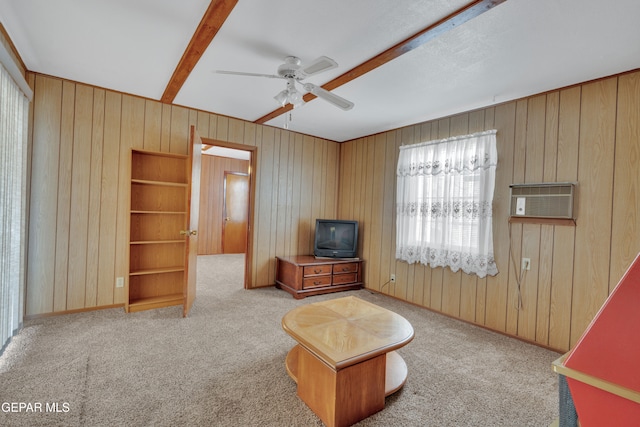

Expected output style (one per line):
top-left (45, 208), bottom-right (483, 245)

top-left (339, 71), bottom-right (640, 352)
top-left (26, 73), bottom-right (339, 316)
top-left (25, 69), bottom-right (640, 352)
top-left (198, 154), bottom-right (249, 255)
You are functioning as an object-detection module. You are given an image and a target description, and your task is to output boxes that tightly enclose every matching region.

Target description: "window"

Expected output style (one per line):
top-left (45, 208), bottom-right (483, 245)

top-left (0, 60), bottom-right (29, 354)
top-left (396, 130), bottom-right (498, 278)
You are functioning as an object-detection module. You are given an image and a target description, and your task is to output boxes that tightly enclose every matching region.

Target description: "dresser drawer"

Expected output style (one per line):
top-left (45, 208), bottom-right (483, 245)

top-left (332, 263), bottom-right (358, 274)
top-left (332, 273), bottom-right (357, 285)
top-left (275, 256), bottom-right (363, 299)
top-left (303, 264), bottom-right (332, 277)
top-left (303, 275), bottom-right (332, 289)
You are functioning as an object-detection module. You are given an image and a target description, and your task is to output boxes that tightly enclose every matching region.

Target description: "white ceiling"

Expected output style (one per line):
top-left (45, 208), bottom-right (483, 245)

top-left (2, 0), bottom-right (640, 142)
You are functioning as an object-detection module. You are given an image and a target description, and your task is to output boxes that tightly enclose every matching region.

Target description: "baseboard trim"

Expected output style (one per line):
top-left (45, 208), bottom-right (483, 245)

top-left (24, 304), bottom-right (125, 320)
top-left (365, 287), bottom-right (563, 354)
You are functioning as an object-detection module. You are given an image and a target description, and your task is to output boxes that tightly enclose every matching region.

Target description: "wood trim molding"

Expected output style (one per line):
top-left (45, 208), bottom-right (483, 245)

top-left (161, 0), bottom-right (238, 103)
top-left (0, 22), bottom-right (28, 74)
top-left (508, 217), bottom-right (576, 226)
top-left (24, 304), bottom-right (125, 320)
top-left (254, 0), bottom-right (507, 124)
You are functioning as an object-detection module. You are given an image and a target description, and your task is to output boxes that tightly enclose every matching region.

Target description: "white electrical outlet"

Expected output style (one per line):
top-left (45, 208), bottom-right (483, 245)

top-left (390, 274), bottom-right (396, 283)
top-left (116, 277), bottom-right (124, 288)
top-left (521, 258), bottom-right (531, 271)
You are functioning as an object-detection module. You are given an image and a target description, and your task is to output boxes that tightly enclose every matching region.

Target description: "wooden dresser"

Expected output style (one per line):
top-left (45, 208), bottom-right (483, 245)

top-left (275, 255), bottom-right (363, 299)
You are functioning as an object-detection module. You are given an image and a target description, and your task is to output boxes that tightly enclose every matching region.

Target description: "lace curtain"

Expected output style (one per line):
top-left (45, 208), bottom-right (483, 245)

top-left (0, 62), bottom-right (29, 354)
top-left (396, 129), bottom-right (498, 278)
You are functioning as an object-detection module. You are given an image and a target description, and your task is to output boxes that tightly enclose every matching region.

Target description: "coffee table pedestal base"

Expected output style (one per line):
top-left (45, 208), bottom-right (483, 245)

top-left (286, 345), bottom-right (408, 427)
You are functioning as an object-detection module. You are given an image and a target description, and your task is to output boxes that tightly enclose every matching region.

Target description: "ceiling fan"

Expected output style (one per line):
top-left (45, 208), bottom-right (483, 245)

top-left (215, 56), bottom-right (354, 111)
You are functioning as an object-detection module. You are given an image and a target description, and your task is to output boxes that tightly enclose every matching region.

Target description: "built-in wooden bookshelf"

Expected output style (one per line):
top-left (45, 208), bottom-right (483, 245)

top-left (127, 149), bottom-right (189, 312)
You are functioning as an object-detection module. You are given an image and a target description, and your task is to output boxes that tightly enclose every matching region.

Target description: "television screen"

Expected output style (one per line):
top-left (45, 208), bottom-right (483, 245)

top-left (314, 219), bottom-right (358, 258)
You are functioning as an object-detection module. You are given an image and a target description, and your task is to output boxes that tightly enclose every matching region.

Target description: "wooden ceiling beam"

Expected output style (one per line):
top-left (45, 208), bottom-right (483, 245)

top-left (161, 0), bottom-right (238, 104)
top-left (254, 0), bottom-right (507, 125)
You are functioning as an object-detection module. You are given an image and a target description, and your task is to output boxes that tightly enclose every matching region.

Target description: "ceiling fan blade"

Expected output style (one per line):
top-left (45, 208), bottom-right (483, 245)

top-left (303, 83), bottom-right (354, 111)
top-left (215, 70), bottom-right (282, 79)
top-left (298, 56), bottom-right (338, 78)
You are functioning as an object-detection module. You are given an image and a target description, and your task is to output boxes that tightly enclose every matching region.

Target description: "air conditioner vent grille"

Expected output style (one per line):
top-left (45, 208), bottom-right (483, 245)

top-left (509, 183), bottom-right (575, 219)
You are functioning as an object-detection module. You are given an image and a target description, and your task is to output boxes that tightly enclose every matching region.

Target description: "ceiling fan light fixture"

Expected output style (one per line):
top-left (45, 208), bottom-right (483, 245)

top-left (288, 88), bottom-right (305, 108)
top-left (274, 90), bottom-right (288, 106)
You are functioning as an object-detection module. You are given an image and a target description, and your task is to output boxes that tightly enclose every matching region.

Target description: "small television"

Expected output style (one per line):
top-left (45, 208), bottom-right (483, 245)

top-left (313, 219), bottom-right (359, 259)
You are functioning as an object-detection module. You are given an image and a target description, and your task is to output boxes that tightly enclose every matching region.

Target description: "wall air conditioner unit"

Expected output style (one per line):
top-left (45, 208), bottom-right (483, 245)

top-left (509, 182), bottom-right (576, 220)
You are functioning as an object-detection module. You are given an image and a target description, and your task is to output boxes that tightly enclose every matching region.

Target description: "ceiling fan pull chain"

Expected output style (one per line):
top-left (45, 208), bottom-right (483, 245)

top-left (284, 112), bottom-right (291, 129)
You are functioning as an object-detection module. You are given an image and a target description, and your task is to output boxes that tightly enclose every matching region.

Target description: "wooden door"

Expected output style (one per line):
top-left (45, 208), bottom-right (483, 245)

top-left (184, 126), bottom-right (202, 317)
top-left (222, 172), bottom-right (249, 254)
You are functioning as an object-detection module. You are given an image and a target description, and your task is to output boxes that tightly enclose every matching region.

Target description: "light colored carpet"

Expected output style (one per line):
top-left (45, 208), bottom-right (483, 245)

top-left (0, 254), bottom-right (559, 426)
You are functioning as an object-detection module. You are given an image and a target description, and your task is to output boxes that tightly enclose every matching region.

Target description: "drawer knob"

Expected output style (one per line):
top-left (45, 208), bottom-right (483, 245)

top-left (314, 269), bottom-right (322, 274)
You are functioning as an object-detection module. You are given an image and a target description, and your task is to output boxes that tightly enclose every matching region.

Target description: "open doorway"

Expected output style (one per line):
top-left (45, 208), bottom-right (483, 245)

top-left (199, 140), bottom-right (256, 290)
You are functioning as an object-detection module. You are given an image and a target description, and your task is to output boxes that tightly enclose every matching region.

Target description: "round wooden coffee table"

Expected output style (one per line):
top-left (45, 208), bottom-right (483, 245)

top-left (282, 296), bottom-right (414, 427)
